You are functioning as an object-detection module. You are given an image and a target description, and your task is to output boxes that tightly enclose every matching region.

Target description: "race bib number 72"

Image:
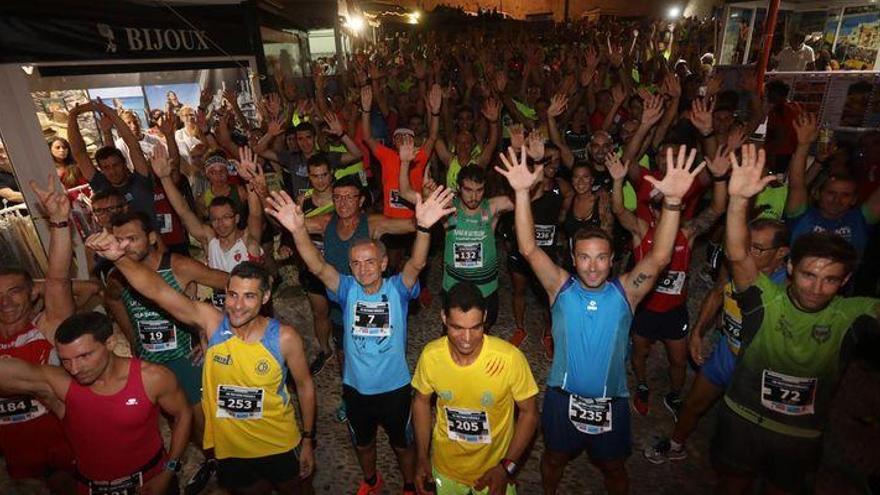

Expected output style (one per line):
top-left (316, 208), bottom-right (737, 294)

top-left (761, 370), bottom-right (817, 416)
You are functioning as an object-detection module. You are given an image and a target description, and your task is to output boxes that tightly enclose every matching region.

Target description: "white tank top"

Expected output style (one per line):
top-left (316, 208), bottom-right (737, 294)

top-left (207, 236), bottom-right (255, 273)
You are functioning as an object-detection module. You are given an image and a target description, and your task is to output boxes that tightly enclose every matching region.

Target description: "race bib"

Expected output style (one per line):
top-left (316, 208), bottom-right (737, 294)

top-left (0, 396), bottom-right (47, 425)
top-left (352, 301), bottom-right (391, 337)
top-left (137, 320), bottom-right (178, 352)
top-left (445, 407), bottom-right (491, 444)
top-left (722, 314), bottom-right (742, 352)
top-left (761, 370), bottom-right (817, 416)
top-left (155, 213), bottom-right (173, 234)
top-left (88, 472), bottom-right (143, 495)
top-left (568, 395), bottom-right (612, 434)
top-left (655, 270), bottom-right (686, 295)
top-left (389, 189), bottom-right (408, 209)
top-left (453, 242), bottom-right (483, 268)
top-left (535, 225), bottom-right (556, 246)
top-left (217, 385), bottom-right (264, 420)
top-left (212, 291), bottom-right (226, 309)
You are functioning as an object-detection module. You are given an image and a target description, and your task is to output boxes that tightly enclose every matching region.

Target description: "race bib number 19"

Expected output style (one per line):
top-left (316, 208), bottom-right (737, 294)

top-left (445, 407), bottom-right (491, 444)
top-left (568, 395), bottom-right (612, 434)
top-left (137, 320), bottom-right (178, 352)
top-left (761, 370), bottom-right (817, 416)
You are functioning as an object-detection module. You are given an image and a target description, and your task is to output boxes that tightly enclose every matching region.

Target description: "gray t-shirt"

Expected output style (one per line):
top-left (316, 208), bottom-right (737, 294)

top-left (89, 171), bottom-right (155, 224)
top-left (277, 150), bottom-right (344, 198)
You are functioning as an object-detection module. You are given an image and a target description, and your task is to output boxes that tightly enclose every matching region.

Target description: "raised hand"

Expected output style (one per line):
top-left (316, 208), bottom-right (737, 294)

top-left (707, 145), bottom-right (732, 178)
top-left (584, 44), bottom-right (600, 71)
top-left (548, 93), bottom-right (568, 118)
top-left (611, 85), bottom-right (627, 106)
top-left (662, 73), bottom-right (681, 99)
top-left (236, 146), bottom-right (258, 181)
top-left (399, 135), bottom-right (416, 163)
top-left (640, 91), bottom-right (664, 127)
top-left (606, 152), bottom-right (628, 181)
top-left (324, 112), bottom-right (345, 137)
top-left (196, 109), bottom-right (210, 134)
top-left (726, 126), bottom-right (747, 151)
top-left (85, 231), bottom-right (127, 262)
top-left (427, 83), bottom-right (443, 115)
top-left (157, 106), bottom-right (178, 137)
top-left (415, 185), bottom-right (455, 228)
top-left (509, 124), bottom-right (525, 151)
top-left (360, 84), bottom-right (373, 112)
top-left (264, 190), bottom-right (306, 234)
top-left (199, 87), bottom-right (213, 110)
top-left (266, 93), bottom-right (282, 118)
top-left (728, 144), bottom-right (774, 200)
top-left (526, 131), bottom-right (545, 162)
top-left (705, 75), bottom-right (723, 97)
top-left (267, 116), bottom-right (286, 137)
top-left (223, 89), bottom-right (240, 109)
top-left (644, 145), bottom-right (705, 202)
top-left (493, 70), bottom-right (508, 94)
top-left (29, 174), bottom-right (69, 222)
top-left (793, 111), bottom-right (818, 145)
top-left (149, 143), bottom-right (172, 179)
top-left (481, 96), bottom-right (500, 122)
top-left (688, 97), bottom-right (715, 136)
top-left (496, 146), bottom-right (542, 192)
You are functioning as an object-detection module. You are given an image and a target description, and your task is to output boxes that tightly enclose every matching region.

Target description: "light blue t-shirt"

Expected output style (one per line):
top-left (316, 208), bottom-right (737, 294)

top-left (327, 274), bottom-right (419, 394)
top-left (548, 277), bottom-right (633, 398)
top-left (786, 206), bottom-right (874, 257)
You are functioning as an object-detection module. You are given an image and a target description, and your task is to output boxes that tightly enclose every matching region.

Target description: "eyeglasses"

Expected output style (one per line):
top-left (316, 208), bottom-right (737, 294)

top-left (93, 204), bottom-right (125, 215)
top-left (749, 243), bottom-right (778, 254)
top-left (332, 194), bottom-right (360, 203)
top-left (209, 214), bottom-right (236, 223)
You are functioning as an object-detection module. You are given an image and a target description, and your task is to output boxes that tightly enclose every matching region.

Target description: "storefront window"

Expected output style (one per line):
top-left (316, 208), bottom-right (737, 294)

top-left (835, 5), bottom-right (880, 70)
top-left (721, 8), bottom-right (753, 65)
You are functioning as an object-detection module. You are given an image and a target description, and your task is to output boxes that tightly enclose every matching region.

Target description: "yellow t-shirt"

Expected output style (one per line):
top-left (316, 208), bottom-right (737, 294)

top-left (411, 335), bottom-right (538, 486)
top-left (202, 317), bottom-right (300, 459)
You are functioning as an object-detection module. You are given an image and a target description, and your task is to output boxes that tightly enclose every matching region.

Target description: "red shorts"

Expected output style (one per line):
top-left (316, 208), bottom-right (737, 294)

top-left (0, 413), bottom-right (74, 479)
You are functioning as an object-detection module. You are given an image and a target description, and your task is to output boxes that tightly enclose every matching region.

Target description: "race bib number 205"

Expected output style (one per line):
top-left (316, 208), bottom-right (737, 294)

top-left (445, 407), bottom-right (491, 444)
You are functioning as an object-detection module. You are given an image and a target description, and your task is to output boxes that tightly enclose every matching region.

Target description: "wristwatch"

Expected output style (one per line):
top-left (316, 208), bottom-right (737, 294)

top-left (500, 458), bottom-right (517, 477)
top-left (165, 459), bottom-right (182, 473)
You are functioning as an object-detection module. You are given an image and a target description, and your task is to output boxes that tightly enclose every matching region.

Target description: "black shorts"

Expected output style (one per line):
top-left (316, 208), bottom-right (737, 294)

top-left (343, 384), bottom-right (413, 449)
top-left (441, 289), bottom-right (499, 330)
top-left (382, 232), bottom-right (416, 250)
top-left (712, 404), bottom-right (821, 493)
top-left (631, 304), bottom-right (689, 341)
top-left (541, 387), bottom-right (631, 462)
top-left (217, 447), bottom-right (301, 490)
top-left (298, 269), bottom-right (326, 295)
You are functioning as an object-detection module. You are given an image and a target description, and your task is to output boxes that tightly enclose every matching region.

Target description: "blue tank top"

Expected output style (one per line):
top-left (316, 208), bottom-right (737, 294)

top-left (323, 212), bottom-right (370, 275)
top-left (548, 276), bottom-right (633, 398)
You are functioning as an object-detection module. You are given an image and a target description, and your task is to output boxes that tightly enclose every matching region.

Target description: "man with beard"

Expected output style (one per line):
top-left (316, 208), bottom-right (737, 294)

top-left (86, 232), bottom-right (316, 495)
top-left (0, 311), bottom-right (192, 495)
top-left (264, 185), bottom-right (453, 495)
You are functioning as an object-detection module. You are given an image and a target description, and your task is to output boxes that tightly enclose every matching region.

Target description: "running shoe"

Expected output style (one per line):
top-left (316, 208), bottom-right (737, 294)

top-left (184, 458), bottom-right (216, 495)
top-left (509, 328), bottom-right (527, 348)
top-left (356, 473), bottom-right (385, 495)
top-left (335, 401), bottom-right (348, 423)
top-left (309, 350), bottom-right (333, 376)
top-left (664, 392), bottom-right (683, 422)
top-left (643, 437), bottom-right (687, 464)
top-left (632, 384), bottom-right (650, 416)
top-left (542, 331), bottom-right (554, 361)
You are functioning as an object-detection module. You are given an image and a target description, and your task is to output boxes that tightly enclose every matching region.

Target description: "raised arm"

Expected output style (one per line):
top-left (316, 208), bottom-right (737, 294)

top-left (727, 144), bottom-right (776, 291)
top-left (547, 94), bottom-right (574, 168)
top-left (171, 255), bottom-right (229, 291)
top-left (495, 147), bottom-right (569, 301)
top-left (0, 357), bottom-right (65, 402)
top-left (150, 146), bottom-right (214, 244)
top-left (622, 91), bottom-right (664, 183)
top-left (67, 102), bottom-right (99, 181)
top-left (237, 146), bottom-right (265, 243)
top-left (158, 107), bottom-right (183, 185)
top-left (401, 187), bottom-right (455, 288)
top-left (607, 153), bottom-right (647, 239)
top-left (423, 84), bottom-right (442, 155)
top-left (28, 175), bottom-right (74, 338)
top-left (784, 111), bottom-right (816, 217)
top-left (94, 101), bottom-right (150, 177)
top-left (325, 112), bottom-right (363, 165)
top-left (86, 231), bottom-right (218, 330)
top-left (601, 85), bottom-right (627, 133)
top-left (682, 146), bottom-right (731, 241)
top-left (651, 73), bottom-right (682, 149)
top-left (253, 117), bottom-right (285, 162)
top-left (476, 97), bottom-right (501, 168)
top-left (620, 146), bottom-right (705, 307)
top-left (264, 190), bottom-right (340, 293)
top-left (360, 85), bottom-right (380, 155)
top-left (397, 135), bottom-right (420, 204)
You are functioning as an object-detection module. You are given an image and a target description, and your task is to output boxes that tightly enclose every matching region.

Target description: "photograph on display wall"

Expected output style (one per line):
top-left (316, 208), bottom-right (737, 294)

top-left (30, 90), bottom-right (93, 148)
top-left (143, 83), bottom-right (201, 115)
top-left (834, 6), bottom-right (880, 70)
top-left (87, 86), bottom-right (150, 129)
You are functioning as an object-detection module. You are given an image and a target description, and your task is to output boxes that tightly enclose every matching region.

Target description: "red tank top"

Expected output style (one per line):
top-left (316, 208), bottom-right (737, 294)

top-left (635, 227), bottom-right (691, 312)
top-left (154, 181), bottom-right (187, 246)
top-left (63, 358), bottom-right (163, 481)
top-left (0, 318), bottom-right (56, 425)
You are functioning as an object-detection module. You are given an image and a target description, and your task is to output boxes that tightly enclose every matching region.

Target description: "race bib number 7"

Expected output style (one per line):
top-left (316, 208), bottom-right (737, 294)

top-left (445, 407), bottom-right (491, 444)
top-left (352, 301), bottom-right (391, 337)
top-left (217, 385), bottom-right (264, 420)
top-left (568, 395), bottom-right (612, 434)
top-left (761, 370), bottom-right (817, 416)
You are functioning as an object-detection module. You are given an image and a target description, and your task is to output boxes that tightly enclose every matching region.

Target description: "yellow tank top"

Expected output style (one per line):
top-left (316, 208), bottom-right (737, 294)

top-left (202, 317), bottom-right (300, 459)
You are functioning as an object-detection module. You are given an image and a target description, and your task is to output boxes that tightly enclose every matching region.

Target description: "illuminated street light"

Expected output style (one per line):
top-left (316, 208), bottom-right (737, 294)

top-left (345, 16), bottom-right (365, 32)
top-left (667, 6), bottom-right (681, 19)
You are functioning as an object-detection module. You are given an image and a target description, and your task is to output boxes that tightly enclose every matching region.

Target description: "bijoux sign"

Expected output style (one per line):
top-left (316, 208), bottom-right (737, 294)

top-left (97, 24), bottom-right (211, 54)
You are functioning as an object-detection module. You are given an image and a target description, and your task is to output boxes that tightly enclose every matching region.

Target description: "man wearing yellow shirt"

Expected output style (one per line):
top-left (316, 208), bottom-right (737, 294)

top-left (412, 282), bottom-right (539, 495)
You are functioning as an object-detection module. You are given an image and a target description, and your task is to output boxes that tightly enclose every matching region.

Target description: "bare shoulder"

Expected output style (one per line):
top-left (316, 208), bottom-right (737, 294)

top-left (140, 359), bottom-right (178, 399)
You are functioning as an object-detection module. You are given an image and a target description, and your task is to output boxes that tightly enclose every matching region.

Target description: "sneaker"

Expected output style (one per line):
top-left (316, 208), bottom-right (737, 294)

top-left (542, 332), bottom-right (554, 360)
top-left (509, 328), bottom-right (527, 348)
top-left (184, 459), bottom-right (216, 495)
top-left (418, 288), bottom-right (433, 308)
top-left (643, 437), bottom-right (687, 464)
top-left (356, 473), bottom-right (384, 495)
top-left (335, 401), bottom-right (348, 423)
top-left (664, 392), bottom-right (683, 422)
top-left (632, 384), bottom-right (650, 416)
top-left (309, 350), bottom-right (333, 376)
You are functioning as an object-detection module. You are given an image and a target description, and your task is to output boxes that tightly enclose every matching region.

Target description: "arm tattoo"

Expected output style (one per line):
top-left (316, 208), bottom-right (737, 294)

top-left (632, 272), bottom-right (653, 288)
